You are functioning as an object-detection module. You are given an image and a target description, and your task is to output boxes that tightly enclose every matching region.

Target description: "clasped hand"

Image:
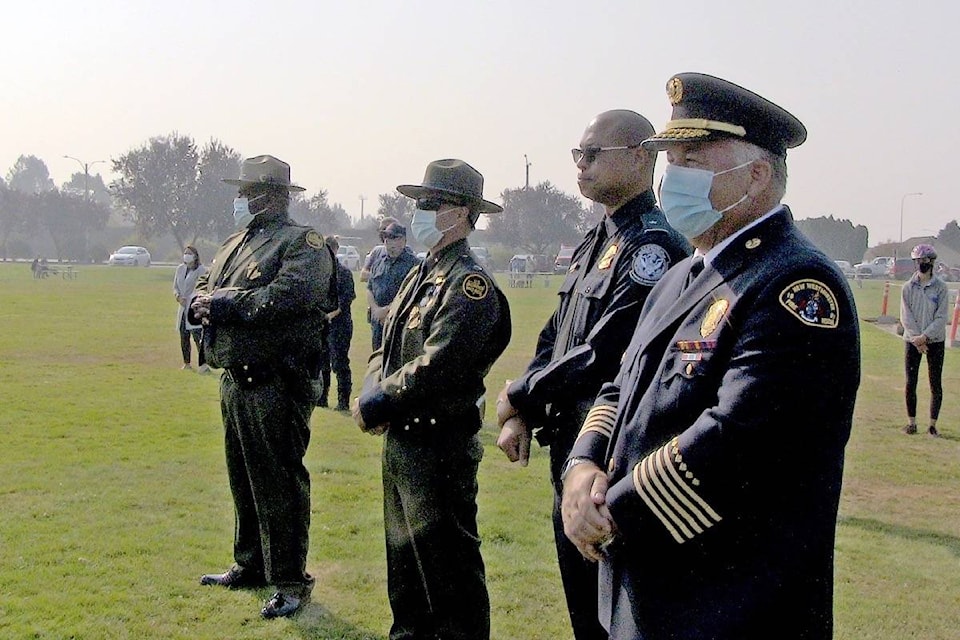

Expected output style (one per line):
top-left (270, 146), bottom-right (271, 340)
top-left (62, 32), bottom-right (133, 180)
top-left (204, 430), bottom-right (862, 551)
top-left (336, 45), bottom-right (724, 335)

top-left (561, 462), bottom-right (617, 562)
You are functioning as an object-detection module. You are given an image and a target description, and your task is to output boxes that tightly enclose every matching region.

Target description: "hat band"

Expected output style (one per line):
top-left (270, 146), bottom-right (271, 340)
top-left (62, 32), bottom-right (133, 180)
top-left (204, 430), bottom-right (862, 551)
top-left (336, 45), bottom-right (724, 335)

top-left (666, 118), bottom-right (746, 137)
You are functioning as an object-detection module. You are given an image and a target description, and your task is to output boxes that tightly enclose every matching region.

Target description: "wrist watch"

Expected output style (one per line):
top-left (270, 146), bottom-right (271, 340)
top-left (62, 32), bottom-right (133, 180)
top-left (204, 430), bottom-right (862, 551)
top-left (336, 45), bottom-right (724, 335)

top-left (560, 457), bottom-right (593, 483)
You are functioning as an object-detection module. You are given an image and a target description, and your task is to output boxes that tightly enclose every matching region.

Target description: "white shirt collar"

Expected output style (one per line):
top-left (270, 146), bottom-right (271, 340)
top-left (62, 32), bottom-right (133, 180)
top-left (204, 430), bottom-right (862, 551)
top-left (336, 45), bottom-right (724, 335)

top-left (701, 205), bottom-right (784, 267)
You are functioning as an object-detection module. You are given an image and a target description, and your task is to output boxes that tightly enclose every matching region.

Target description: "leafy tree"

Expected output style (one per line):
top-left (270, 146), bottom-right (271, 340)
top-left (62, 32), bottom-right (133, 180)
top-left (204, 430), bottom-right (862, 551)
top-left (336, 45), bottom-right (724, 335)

top-left (111, 133), bottom-right (202, 248)
top-left (486, 181), bottom-right (588, 255)
top-left (195, 139), bottom-right (243, 242)
top-left (376, 192), bottom-right (416, 227)
top-left (62, 172), bottom-right (112, 208)
top-left (6, 155), bottom-right (55, 194)
top-left (937, 220), bottom-right (960, 253)
top-left (34, 190), bottom-right (109, 261)
top-left (794, 215), bottom-right (869, 263)
top-left (289, 190), bottom-right (351, 233)
top-left (0, 181), bottom-right (36, 260)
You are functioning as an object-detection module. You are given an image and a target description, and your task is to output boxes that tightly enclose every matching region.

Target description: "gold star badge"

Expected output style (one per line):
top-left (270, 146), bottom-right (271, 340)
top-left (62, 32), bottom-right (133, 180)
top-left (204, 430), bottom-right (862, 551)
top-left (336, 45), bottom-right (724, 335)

top-left (745, 238), bottom-right (761, 250)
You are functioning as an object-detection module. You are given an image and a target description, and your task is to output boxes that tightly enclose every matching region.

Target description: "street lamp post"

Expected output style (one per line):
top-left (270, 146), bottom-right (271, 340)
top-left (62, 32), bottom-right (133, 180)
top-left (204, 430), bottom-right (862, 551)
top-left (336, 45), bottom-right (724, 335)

top-left (63, 155), bottom-right (107, 201)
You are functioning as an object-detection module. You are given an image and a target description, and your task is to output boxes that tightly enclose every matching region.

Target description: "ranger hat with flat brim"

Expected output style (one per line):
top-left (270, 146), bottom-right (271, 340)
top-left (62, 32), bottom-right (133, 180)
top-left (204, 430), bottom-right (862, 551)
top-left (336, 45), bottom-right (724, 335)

top-left (643, 73), bottom-right (807, 157)
top-left (397, 159), bottom-right (503, 214)
top-left (223, 154), bottom-right (306, 192)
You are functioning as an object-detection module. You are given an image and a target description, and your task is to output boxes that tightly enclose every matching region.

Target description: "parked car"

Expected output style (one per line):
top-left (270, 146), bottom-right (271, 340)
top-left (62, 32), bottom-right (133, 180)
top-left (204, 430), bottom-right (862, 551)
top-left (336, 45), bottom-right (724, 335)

top-left (834, 260), bottom-right (856, 278)
top-left (887, 258), bottom-right (916, 281)
top-left (854, 256), bottom-right (894, 278)
top-left (472, 246), bottom-right (491, 269)
top-left (936, 263), bottom-right (960, 282)
top-left (108, 246), bottom-right (151, 267)
top-left (555, 245), bottom-right (575, 273)
top-left (336, 245), bottom-right (361, 270)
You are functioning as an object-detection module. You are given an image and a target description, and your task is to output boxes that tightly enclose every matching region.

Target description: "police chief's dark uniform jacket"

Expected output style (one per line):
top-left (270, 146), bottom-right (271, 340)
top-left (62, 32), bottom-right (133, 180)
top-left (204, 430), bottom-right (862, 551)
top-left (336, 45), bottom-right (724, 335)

top-left (507, 191), bottom-right (690, 459)
top-left (569, 208), bottom-right (860, 639)
top-left (192, 215), bottom-right (336, 379)
top-left (360, 238), bottom-right (511, 427)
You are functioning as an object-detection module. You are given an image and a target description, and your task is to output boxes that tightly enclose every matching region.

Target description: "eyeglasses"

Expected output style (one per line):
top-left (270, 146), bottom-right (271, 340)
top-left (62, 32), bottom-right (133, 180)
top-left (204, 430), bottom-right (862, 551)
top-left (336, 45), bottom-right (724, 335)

top-left (416, 196), bottom-right (466, 211)
top-left (571, 144), bottom-right (642, 164)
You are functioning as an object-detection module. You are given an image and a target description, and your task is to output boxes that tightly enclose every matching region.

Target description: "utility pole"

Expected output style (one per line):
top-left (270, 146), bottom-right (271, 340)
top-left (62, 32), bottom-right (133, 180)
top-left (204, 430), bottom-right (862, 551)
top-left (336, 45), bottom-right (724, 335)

top-left (63, 155), bottom-right (107, 201)
top-left (524, 154), bottom-right (532, 190)
top-left (359, 195), bottom-right (367, 221)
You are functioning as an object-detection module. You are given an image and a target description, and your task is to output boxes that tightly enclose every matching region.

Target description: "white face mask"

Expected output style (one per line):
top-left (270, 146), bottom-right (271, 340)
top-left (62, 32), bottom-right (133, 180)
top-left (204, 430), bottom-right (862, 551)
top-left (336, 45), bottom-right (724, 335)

top-left (233, 193), bottom-right (267, 228)
top-left (183, 254), bottom-right (194, 264)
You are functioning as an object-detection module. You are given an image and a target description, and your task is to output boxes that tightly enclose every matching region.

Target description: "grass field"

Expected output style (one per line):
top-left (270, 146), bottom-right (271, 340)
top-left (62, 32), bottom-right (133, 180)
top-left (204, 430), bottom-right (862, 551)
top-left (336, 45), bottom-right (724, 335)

top-left (0, 263), bottom-right (958, 639)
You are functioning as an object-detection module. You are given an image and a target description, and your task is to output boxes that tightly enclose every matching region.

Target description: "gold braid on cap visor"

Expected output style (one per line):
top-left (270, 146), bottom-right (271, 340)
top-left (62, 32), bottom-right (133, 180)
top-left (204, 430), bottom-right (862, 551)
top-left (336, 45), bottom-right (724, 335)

top-left (664, 119), bottom-right (747, 137)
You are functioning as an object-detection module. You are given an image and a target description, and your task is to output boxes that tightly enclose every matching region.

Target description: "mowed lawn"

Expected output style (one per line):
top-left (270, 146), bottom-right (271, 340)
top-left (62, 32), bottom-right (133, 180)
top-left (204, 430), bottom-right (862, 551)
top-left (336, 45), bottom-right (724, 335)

top-left (0, 263), bottom-right (957, 639)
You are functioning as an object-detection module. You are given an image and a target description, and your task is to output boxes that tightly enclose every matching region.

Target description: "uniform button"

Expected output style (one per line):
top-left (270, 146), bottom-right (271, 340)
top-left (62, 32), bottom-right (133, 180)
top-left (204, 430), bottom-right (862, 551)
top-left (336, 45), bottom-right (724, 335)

top-left (608, 458), bottom-right (615, 473)
top-left (247, 377), bottom-right (253, 383)
top-left (243, 365), bottom-right (249, 370)
top-left (430, 418), bottom-right (436, 425)
top-left (685, 363), bottom-right (694, 375)
top-left (413, 418), bottom-right (420, 424)
top-left (404, 425), bottom-right (410, 431)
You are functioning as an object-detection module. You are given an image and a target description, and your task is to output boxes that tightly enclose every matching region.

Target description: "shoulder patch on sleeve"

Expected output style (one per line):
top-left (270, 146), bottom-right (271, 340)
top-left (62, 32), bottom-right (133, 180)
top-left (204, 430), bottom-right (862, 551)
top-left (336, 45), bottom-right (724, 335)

top-left (305, 230), bottom-right (324, 249)
top-left (629, 244), bottom-right (671, 285)
top-left (462, 274), bottom-right (489, 300)
top-left (779, 279), bottom-right (840, 328)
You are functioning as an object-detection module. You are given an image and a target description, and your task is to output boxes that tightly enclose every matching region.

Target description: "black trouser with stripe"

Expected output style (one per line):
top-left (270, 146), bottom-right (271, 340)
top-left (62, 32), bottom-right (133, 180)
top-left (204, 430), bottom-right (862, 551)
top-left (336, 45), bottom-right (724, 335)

top-left (220, 370), bottom-right (315, 598)
top-left (382, 427), bottom-right (489, 640)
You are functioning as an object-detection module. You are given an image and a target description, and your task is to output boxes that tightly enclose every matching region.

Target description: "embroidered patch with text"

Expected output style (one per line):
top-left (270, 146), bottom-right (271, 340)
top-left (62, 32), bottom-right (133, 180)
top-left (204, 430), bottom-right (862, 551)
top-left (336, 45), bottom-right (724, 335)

top-left (779, 279), bottom-right (839, 328)
top-left (462, 274), bottom-right (489, 300)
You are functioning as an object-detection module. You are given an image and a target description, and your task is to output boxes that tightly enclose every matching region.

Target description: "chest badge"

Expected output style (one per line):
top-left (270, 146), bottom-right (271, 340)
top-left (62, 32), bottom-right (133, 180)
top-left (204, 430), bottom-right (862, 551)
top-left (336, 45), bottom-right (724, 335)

top-left (406, 305), bottom-right (422, 329)
top-left (462, 274), bottom-right (489, 300)
top-left (246, 261), bottom-right (262, 280)
top-left (305, 230), bottom-right (324, 249)
top-left (700, 298), bottom-right (729, 337)
top-left (630, 244), bottom-right (671, 285)
top-left (779, 279), bottom-right (839, 329)
top-left (598, 244), bottom-right (619, 270)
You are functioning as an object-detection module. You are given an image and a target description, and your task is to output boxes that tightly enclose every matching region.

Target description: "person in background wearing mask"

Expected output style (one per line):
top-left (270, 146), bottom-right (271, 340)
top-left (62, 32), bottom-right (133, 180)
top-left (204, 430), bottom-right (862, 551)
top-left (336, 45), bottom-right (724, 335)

top-left (361, 216), bottom-right (402, 282)
top-left (367, 221), bottom-right (419, 349)
top-left (173, 245), bottom-right (209, 373)
top-left (495, 110), bottom-right (689, 640)
top-left (354, 159), bottom-right (511, 640)
top-left (318, 234), bottom-right (356, 411)
top-left (561, 74), bottom-right (860, 639)
top-left (190, 155), bottom-right (337, 620)
top-left (900, 243), bottom-right (949, 437)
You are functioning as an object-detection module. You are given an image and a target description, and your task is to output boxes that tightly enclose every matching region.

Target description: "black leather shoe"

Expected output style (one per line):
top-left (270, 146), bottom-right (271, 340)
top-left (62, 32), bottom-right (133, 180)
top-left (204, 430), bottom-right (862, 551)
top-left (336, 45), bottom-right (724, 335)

top-left (261, 591), bottom-right (305, 619)
top-left (199, 567), bottom-right (266, 589)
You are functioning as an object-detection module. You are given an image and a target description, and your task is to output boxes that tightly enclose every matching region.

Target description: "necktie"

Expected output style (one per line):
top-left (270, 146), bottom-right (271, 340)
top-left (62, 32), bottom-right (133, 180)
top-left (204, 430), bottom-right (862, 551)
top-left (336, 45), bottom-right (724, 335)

top-left (683, 256), bottom-right (704, 291)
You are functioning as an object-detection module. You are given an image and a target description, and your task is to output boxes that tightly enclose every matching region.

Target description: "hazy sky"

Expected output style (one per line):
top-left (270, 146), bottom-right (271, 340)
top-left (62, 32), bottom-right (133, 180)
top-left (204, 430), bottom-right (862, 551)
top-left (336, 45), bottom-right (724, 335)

top-left (3, 0), bottom-right (957, 244)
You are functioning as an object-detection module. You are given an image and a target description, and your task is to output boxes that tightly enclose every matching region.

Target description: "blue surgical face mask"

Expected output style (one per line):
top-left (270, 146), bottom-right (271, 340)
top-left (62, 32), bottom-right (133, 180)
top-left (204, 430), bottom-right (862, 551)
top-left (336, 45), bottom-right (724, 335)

top-left (659, 161), bottom-right (753, 240)
top-left (410, 209), bottom-right (444, 249)
top-left (233, 193), bottom-right (267, 229)
top-left (410, 207), bottom-right (460, 249)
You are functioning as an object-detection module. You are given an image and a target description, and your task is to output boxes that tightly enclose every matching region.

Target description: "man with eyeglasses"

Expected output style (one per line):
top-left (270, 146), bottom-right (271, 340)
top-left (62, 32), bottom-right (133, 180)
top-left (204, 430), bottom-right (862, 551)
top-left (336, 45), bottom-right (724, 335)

top-left (495, 110), bottom-right (689, 640)
top-left (561, 74), bottom-right (860, 639)
top-left (354, 159), bottom-right (511, 640)
top-left (367, 221), bottom-right (419, 349)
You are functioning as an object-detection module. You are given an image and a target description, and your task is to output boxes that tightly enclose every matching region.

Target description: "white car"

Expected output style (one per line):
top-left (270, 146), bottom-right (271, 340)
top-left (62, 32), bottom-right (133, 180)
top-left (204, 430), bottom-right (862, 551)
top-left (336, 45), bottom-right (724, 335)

top-left (336, 245), bottom-right (361, 271)
top-left (834, 260), bottom-right (856, 278)
top-left (108, 246), bottom-right (151, 267)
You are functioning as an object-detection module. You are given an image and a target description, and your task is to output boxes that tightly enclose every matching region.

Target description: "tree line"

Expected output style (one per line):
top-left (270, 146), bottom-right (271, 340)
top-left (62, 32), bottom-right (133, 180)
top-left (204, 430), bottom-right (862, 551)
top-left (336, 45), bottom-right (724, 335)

top-left (8, 132), bottom-right (952, 265)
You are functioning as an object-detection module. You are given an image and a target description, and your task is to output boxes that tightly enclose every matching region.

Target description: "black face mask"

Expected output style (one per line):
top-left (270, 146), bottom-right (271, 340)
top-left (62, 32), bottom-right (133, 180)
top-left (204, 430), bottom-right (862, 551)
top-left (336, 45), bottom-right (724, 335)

top-left (918, 262), bottom-right (934, 274)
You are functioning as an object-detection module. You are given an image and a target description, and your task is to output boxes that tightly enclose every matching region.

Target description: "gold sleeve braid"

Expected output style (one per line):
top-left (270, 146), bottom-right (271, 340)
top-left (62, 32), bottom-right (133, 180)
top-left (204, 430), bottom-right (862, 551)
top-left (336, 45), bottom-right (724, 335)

top-left (631, 437), bottom-right (722, 544)
top-left (578, 404), bottom-right (617, 439)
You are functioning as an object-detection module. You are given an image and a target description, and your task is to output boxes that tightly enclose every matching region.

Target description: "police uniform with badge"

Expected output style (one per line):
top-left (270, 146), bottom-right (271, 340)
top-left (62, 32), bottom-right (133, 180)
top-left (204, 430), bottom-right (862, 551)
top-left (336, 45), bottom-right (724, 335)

top-left (505, 174), bottom-right (689, 639)
top-left (357, 160), bottom-right (511, 640)
top-left (561, 75), bottom-right (861, 639)
top-left (192, 155), bottom-right (337, 620)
